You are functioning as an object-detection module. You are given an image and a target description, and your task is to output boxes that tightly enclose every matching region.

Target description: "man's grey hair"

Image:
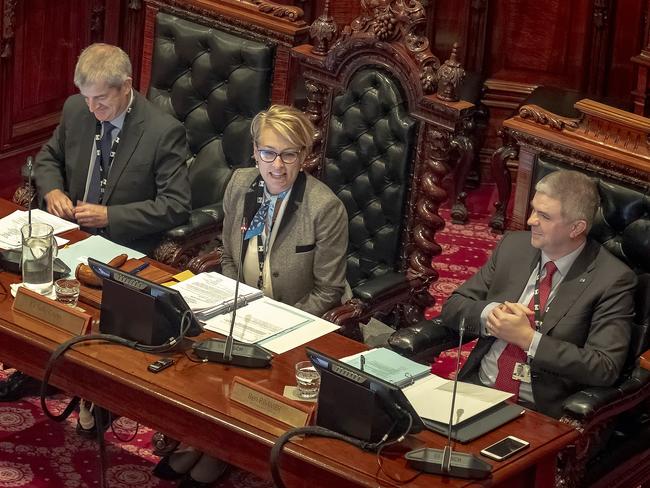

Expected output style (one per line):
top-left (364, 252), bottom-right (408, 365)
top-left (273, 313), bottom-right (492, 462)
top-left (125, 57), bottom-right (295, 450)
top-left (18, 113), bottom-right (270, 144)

top-left (535, 170), bottom-right (599, 232)
top-left (73, 43), bottom-right (132, 89)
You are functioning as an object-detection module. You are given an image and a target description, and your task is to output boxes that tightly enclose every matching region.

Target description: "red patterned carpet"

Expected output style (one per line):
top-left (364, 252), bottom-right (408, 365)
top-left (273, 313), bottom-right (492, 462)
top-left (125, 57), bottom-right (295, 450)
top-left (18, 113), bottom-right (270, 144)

top-left (0, 184), bottom-right (501, 488)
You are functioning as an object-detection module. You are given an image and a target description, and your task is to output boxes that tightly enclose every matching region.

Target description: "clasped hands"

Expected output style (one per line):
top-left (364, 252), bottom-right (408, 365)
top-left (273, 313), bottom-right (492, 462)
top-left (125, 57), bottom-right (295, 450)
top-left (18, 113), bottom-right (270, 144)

top-left (486, 301), bottom-right (535, 351)
top-left (44, 189), bottom-right (108, 228)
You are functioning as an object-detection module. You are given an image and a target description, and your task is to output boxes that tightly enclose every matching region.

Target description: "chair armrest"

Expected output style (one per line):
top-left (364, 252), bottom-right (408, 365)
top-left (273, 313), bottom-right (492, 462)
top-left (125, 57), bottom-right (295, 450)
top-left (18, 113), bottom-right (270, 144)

top-left (187, 248), bottom-right (223, 274)
top-left (165, 205), bottom-right (223, 239)
top-left (352, 272), bottom-right (408, 301)
top-left (562, 366), bottom-right (650, 422)
top-left (388, 319), bottom-right (457, 358)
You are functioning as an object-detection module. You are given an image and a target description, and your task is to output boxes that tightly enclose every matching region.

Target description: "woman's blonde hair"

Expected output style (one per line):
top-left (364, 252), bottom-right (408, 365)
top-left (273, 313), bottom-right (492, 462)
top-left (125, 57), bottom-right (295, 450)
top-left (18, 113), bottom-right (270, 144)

top-left (250, 105), bottom-right (315, 154)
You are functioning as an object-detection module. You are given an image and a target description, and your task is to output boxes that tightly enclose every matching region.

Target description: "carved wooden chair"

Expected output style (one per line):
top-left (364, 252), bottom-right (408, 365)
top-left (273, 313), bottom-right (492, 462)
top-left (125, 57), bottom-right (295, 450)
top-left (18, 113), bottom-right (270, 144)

top-left (390, 148), bottom-right (650, 488)
top-left (290, 0), bottom-right (480, 338)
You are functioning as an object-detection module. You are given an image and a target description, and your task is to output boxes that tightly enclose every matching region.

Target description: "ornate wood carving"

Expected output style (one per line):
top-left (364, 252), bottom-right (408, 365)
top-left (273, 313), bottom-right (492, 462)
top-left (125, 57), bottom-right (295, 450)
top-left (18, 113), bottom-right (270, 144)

top-left (302, 77), bottom-right (329, 176)
top-left (309, 0), bottom-right (337, 55)
top-left (498, 98), bottom-right (650, 230)
top-left (518, 105), bottom-right (581, 131)
top-left (247, 0), bottom-right (304, 21)
top-left (90, 2), bottom-right (106, 38)
top-left (436, 43), bottom-right (465, 103)
top-left (586, 0), bottom-right (614, 95)
top-left (331, 0), bottom-right (440, 94)
top-left (129, 0), bottom-right (143, 10)
top-left (488, 130), bottom-right (518, 233)
top-left (1, 0), bottom-right (18, 59)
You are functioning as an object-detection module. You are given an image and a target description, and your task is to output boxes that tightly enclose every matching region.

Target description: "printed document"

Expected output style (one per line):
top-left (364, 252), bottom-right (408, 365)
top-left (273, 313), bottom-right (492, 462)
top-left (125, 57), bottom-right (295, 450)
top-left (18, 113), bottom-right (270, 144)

top-left (171, 272), bottom-right (263, 314)
top-left (203, 297), bottom-right (313, 343)
top-left (0, 209), bottom-right (79, 249)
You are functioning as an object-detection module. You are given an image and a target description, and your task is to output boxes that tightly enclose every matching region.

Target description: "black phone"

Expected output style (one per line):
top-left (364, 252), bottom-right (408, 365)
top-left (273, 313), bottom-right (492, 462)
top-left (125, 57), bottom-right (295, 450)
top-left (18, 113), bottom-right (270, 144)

top-left (147, 358), bottom-right (175, 373)
top-left (480, 436), bottom-right (529, 461)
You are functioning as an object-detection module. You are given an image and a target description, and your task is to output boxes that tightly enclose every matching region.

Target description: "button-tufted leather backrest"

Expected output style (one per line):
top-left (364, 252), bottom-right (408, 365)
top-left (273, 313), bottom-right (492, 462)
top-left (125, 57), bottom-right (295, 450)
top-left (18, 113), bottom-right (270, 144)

top-left (323, 68), bottom-right (417, 289)
top-left (534, 155), bottom-right (650, 367)
top-left (148, 12), bottom-right (274, 211)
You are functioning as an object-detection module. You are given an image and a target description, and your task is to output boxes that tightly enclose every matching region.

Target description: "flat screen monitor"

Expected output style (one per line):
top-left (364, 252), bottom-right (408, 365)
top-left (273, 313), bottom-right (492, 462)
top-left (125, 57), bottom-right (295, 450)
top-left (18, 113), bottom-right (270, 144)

top-left (306, 347), bottom-right (424, 443)
top-left (88, 257), bottom-right (202, 345)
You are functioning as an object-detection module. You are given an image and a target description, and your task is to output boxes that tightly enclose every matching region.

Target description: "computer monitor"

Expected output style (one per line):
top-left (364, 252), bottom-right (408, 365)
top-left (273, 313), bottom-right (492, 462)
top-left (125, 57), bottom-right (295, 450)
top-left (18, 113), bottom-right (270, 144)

top-left (306, 347), bottom-right (424, 443)
top-left (88, 257), bottom-right (202, 345)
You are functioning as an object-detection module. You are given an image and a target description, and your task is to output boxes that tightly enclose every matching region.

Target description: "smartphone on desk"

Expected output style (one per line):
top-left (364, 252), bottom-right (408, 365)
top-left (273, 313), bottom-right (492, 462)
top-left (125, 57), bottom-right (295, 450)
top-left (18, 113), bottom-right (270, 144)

top-left (480, 435), bottom-right (529, 461)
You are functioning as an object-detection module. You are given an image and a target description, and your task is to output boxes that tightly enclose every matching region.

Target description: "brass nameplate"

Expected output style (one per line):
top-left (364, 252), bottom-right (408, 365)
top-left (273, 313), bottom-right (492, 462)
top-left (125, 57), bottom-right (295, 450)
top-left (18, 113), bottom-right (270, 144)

top-left (13, 286), bottom-right (92, 336)
top-left (230, 376), bottom-right (313, 428)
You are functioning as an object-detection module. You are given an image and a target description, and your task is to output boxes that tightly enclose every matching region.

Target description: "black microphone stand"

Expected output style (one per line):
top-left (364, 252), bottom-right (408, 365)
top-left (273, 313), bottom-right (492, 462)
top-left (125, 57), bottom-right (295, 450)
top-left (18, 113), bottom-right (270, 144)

top-left (405, 317), bottom-right (492, 479)
top-left (193, 218), bottom-right (272, 368)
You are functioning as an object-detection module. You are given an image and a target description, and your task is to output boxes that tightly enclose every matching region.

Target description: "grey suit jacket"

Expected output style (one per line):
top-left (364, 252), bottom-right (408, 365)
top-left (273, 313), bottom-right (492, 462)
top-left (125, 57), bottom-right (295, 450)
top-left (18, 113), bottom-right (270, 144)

top-left (221, 168), bottom-right (348, 317)
top-left (34, 91), bottom-right (191, 253)
top-left (441, 231), bottom-right (637, 418)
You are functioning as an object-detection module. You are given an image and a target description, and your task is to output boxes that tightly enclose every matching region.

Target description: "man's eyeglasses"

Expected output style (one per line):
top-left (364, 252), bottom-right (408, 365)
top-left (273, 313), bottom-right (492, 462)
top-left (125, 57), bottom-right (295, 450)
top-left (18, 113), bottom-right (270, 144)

top-left (256, 148), bottom-right (302, 165)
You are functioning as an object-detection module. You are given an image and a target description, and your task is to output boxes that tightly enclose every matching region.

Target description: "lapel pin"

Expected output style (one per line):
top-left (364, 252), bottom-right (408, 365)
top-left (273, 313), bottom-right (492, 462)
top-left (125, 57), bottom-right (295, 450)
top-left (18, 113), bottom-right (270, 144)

top-left (579, 278), bottom-right (586, 283)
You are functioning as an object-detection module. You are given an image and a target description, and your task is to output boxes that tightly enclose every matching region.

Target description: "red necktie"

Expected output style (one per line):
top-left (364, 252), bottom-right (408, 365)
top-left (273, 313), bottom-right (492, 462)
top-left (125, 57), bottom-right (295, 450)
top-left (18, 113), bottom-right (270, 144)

top-left (494, 261), bottom-right (558, 402)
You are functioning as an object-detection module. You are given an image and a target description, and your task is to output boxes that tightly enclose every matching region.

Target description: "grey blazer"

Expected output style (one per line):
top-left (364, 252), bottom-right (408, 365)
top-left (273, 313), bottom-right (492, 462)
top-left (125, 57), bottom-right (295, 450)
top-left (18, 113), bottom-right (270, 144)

top-left (34, 91), bottom-right (191, 253)
top-left (221, 168), bottom-right (348, 317)
top-left (441, 231), bottom-right (637, 418)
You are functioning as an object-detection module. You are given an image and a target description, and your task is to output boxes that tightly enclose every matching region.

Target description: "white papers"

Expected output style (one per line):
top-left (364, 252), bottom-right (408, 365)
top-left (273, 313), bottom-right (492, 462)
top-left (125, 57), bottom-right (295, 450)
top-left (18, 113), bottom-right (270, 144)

top-left (203, 297), bottom-right (314, 343)
top-left (260, 317), bottom-right (339, 354)
top-left (0, 209), bottom-right (79, 249)
top-left (171, 272), bottom-right (263, 313)
top-left (403, 375), bottom-right (512, 426)
top-left (57, 235), bottom-right (145, 277)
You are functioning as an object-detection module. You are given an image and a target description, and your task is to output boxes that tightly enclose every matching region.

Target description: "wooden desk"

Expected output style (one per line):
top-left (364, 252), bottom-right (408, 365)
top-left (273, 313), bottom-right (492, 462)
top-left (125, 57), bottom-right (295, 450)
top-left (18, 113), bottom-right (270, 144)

top-left (0, 201), bottom-right (578, 488)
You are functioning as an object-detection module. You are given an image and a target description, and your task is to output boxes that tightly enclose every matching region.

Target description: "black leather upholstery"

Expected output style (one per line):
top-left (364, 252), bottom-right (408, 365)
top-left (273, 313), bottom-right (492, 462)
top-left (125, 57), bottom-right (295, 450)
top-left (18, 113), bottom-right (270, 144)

top-left (323, 68), bottom-right (416, 291)
top-left (149, 12), bottom-right (274, 230)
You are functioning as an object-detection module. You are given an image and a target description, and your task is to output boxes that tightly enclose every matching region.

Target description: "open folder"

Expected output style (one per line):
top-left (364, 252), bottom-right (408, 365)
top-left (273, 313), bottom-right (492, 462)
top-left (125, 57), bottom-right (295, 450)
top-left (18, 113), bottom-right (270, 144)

top-left (402, 375), bottom-right (523, 442)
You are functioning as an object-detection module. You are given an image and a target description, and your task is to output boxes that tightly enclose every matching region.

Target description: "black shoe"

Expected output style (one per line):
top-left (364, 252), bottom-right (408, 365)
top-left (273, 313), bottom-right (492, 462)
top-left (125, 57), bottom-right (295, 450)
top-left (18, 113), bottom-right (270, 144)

top-left (152, 456), bottom-right (184, 481)
top-left (0, 371), bottom-right (40, 402)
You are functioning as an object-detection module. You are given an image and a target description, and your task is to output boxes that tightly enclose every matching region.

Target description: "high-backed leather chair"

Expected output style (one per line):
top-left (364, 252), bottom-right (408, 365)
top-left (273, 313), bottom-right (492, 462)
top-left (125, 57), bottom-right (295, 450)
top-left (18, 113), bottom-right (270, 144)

top-left (389, 156), bottom-right (650, 488)
top-left (287, 0), bottom-right (483, 339)
top-left (146, 11), bottom-right (273, 267)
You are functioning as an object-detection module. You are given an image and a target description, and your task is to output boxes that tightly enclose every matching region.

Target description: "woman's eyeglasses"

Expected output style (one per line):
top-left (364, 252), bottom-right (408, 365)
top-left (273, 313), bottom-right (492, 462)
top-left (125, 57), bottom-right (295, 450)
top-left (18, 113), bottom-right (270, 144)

top-left (256, 148), bottom-right (302, 164)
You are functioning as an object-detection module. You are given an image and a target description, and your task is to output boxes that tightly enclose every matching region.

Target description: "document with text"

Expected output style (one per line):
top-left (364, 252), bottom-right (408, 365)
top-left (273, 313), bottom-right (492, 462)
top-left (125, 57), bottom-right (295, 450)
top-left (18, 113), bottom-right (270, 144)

top-left (171, 272), bottom-right (263, 315)
top-left (203, 297), bottom-right (313, 343)
top-left (0, 209), bottom-right (79, 249)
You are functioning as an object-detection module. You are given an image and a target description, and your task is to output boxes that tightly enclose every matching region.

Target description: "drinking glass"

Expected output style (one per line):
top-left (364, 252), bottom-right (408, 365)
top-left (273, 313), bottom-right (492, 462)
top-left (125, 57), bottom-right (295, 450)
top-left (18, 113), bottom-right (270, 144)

top-left (295, 361), bottom-right (320, 399)
top-left (55, 278), bottom-right (80, 307)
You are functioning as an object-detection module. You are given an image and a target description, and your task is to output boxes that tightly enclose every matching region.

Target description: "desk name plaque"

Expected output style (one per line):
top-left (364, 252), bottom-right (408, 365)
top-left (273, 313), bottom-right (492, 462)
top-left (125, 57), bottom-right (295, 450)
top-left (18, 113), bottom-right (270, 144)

top-left (13, 286), bottom-right (92, 335)
top-left (230, 376), bottom-right (314, 428)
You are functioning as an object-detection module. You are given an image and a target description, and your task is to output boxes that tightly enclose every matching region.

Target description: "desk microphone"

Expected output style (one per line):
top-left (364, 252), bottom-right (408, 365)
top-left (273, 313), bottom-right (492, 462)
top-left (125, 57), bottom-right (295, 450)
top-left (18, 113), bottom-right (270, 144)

top-left (193, 217), bottom-right (272, 368)
top-left (405, 317), bottom-right (492, 479)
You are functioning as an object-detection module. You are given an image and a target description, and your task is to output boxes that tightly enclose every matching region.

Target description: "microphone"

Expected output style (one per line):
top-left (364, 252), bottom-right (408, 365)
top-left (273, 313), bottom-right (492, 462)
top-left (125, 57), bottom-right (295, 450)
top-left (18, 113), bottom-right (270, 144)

top-left (405, 317), bottom-right (492, 479)
top-left (27, 156), bottom-right (34, 231)
top-left (193, 217), bottom-right (272, 368)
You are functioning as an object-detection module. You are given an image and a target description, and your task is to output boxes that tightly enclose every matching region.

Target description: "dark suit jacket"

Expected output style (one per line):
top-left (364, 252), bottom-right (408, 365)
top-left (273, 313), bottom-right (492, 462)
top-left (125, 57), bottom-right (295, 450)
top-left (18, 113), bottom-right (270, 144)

top-left (221, 168), bottom-right (348, 317)
top-left (34, 91), bottom-right (191, 253)
top-left (441, 231), bottom-right (637, 418)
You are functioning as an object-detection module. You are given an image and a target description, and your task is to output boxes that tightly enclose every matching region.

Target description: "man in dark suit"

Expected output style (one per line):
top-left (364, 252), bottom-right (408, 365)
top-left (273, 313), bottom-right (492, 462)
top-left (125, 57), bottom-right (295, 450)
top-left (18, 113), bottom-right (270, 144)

top-left (1, 43), bottom-right (191, 402)
top-left (34, 43), bottom-right (191, 253)
top-left (441, 170), bottom-right (636, 418)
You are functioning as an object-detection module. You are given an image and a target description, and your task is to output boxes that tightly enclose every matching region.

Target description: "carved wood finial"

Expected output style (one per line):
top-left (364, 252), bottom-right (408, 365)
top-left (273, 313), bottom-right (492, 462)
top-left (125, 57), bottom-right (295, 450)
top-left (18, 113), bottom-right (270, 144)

top-left (436, 42), bottom-right (465, 102)
top-left (310, 0), bottom-right (338, 56)
top-left (331, 0), bottom-right (440, 94)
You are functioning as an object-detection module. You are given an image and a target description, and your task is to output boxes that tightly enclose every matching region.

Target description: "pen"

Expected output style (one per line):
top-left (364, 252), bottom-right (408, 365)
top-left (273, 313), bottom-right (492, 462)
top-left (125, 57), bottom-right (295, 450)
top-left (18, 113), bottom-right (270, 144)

top-left (360, 354), bottom-right (365, 372)
top-left (130, 262), bottom-right (150, 275)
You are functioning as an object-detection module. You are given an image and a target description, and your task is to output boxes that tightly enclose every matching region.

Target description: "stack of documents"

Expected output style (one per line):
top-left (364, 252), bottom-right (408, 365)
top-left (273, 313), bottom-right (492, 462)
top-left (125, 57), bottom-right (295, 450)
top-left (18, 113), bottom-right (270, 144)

top-left (0, 209), bottom-right (79, 249)
top-left (171, 272), bottom-right (263, 318)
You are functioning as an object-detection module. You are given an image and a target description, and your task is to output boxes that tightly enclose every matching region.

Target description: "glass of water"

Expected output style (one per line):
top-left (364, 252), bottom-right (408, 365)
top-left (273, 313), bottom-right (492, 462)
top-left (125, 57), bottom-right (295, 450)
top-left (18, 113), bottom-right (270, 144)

top-left (21, 223), bottom-right (58, 295)
top-left (295, 361), bottom-right (320, 399)
top-left (55, 278), bottom-right (80, 307)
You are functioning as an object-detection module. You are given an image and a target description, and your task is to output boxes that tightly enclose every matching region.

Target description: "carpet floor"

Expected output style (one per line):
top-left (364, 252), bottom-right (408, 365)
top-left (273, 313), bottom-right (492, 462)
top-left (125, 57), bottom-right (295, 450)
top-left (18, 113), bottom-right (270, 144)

top-left (0, 184), bottom-right (502, 487)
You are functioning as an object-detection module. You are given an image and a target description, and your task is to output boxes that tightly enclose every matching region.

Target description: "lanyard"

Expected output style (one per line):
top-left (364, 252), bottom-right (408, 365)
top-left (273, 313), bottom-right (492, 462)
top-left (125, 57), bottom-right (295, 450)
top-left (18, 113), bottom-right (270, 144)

top-left (253, 186), bottom-right (287, 289)
top-left (93, 106), bottom-right (131, 200)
